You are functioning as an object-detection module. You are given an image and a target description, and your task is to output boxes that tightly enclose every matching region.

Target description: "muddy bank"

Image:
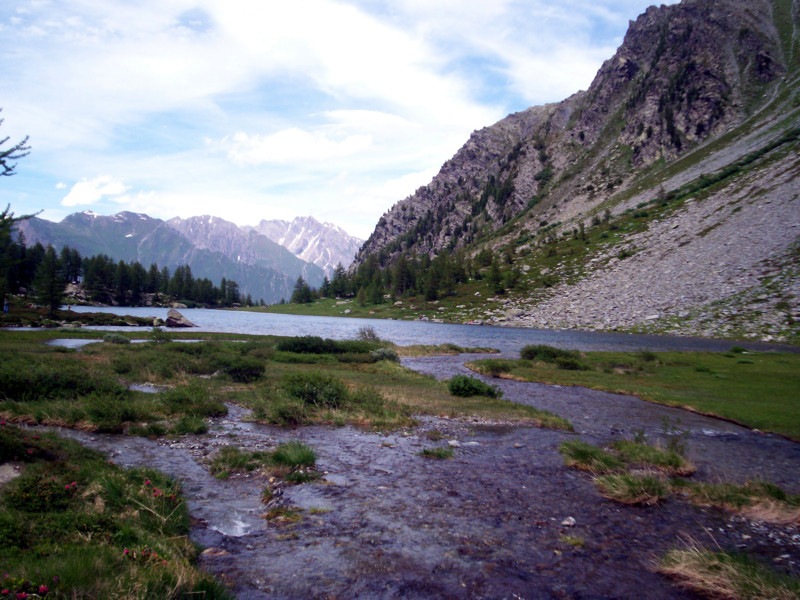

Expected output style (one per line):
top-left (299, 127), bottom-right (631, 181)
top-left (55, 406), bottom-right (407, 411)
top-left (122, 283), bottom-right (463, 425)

top-left (51, 355), bottom-right (800, 599)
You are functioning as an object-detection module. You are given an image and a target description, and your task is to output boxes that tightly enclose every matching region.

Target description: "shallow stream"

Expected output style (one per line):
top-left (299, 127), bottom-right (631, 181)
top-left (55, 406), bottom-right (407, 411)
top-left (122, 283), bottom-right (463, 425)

top-left (50, 353), bottom-right (800, 599)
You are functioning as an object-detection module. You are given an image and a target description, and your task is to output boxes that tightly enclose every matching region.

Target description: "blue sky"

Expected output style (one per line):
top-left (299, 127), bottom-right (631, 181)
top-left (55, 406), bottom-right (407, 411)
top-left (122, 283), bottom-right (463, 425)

top-left (0, 0), bottom-right (672, 239)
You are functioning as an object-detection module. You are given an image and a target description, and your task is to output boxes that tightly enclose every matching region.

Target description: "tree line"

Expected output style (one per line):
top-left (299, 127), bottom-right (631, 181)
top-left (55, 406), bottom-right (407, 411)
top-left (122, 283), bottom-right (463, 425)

top-left (290, 245), bottom-right (522, 306)
top-left (0, 207), bottom-right (259, 315)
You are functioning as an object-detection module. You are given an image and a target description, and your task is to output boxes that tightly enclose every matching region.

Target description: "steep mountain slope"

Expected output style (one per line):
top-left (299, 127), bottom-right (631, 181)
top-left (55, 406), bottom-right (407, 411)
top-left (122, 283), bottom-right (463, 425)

top-left (247, 216), bottom-right (362, 276)
top-left (18, 211), bottom-right (324, 304)
top-left (351, 0), bottom-right (800, 342)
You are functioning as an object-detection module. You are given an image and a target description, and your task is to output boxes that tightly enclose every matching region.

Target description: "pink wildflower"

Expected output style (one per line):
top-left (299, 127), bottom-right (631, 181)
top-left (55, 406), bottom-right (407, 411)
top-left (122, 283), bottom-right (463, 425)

top-left (144, 480), bottom-right (151, 486)
top-left (1, 590), bottom-right (8, 596)
top-left (16, 593), bottom-right (28, 599)
top-left (38, 585), bottom-right (48, 594)
top-left (123, 549), bottom-right (129, 555)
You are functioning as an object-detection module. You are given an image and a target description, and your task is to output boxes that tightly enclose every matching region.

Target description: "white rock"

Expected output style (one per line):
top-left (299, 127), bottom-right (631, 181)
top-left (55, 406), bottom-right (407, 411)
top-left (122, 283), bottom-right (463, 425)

top-left (561, 517), bottom-right (576, 527)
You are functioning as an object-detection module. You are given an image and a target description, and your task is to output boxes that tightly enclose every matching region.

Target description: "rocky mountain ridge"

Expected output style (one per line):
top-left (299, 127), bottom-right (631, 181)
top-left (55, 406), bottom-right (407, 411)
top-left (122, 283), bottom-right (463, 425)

top-left (18, 211), bottom-right (327, 304)
top-left (350, 0), bottom-right (800, 342)
top-left (247, 216), bottom-right (362, 277)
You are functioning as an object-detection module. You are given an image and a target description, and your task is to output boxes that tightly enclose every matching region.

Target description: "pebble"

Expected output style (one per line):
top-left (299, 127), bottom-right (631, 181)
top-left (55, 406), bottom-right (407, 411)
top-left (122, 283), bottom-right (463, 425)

top-left (561, 517), bottom-right (576, 527)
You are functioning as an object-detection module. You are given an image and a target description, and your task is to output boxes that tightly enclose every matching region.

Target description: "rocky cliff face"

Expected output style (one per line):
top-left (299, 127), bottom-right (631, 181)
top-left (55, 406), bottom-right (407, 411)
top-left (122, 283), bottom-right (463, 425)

top-left (248, 216), bottom-right (362, 276)
top-left (354, 0), bottom-right (792, 265)
top-left (350, 0), bottom-right (800, 342)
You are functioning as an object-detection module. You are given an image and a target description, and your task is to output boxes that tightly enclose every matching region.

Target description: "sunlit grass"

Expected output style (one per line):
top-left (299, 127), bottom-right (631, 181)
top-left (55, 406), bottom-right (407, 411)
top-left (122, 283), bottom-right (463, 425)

top-left (469, 350), bottom-right (800, 439)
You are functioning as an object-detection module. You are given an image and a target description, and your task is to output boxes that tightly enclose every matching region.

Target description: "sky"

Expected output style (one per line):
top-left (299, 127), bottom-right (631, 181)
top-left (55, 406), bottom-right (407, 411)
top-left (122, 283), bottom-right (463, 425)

top-left (0, 0), bottom-right (672, 239)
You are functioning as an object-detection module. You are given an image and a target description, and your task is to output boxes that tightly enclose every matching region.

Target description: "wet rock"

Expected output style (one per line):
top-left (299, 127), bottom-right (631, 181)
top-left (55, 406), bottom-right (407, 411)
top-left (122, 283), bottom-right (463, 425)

top-left (165, 309), bottom-right (197, 328)
top-left (447, 440), bottom-right (460, 448)
top-left (201, 547), bottom-right (229, 557)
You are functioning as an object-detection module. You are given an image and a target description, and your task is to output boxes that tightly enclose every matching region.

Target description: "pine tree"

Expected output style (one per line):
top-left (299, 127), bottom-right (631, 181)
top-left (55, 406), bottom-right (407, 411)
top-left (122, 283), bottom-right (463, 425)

top-left (33, 246), bottom-right (65, 317)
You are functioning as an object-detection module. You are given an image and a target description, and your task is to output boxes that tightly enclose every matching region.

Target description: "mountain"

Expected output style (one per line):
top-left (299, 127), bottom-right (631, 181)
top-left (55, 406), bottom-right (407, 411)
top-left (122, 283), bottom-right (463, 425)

top-left (352, 0), bottom-right (800, 343)
top-left (18, 211), bottom-right (325, 304)
top-left (247, 216), bottom-right (362, 276)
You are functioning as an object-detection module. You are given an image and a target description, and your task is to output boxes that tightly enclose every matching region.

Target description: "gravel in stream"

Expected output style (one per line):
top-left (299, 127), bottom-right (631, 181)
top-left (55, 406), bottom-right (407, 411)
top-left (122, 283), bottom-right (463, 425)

top-left (51, 354), bottom-right (800, 599)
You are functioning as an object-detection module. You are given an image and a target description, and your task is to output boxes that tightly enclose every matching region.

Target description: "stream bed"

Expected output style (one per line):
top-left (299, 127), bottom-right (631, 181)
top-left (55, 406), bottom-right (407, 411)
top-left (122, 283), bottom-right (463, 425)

top-left (51, 354), bottom-right (800, 599)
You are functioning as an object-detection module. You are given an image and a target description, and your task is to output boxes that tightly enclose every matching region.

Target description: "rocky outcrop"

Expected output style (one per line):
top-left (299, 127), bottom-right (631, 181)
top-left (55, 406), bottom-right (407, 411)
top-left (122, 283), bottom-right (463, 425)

top-left (353, 0), bottom-right (791, 267)
top-left (165, 309), bottom-right (196, 328)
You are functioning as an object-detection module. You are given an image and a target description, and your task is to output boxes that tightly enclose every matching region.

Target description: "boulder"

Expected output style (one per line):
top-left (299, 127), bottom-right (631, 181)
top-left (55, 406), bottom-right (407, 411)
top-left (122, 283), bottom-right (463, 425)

top-left (165, 309), bottom-right (197, 328)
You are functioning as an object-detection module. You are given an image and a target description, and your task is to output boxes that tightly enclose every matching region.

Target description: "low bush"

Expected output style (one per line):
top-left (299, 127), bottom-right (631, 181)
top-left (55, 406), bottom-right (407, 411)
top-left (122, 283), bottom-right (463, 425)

top-left (103, 333), bottom-right (131, 345)
top-left (160, 384), bottom-right (227, 418)
top-left (0, 356), bottom-right (128, 402)
top-left (370, 347), bottom-right (400, 362)
top-left (554, 356), bottom-right (590, 371)
top-left (221, 355), bottom-right (265, 383)
top-left (448, 375), bottom-right (503, 398)
top-left (478, 359), bottom-right (512, 376)
top-left (276, 336), bottom-right (379, 355)
top-left (520, 344), bottom-right (580, 362)
top-left (283, 372), bottom-right (348, 408)
top-left (255, 395), bottom-right (309, 426)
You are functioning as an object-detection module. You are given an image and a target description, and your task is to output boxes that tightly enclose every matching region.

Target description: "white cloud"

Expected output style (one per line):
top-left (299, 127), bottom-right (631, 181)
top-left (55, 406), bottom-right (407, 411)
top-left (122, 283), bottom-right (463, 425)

top-left (62, 175), bottom-right (129, 206)
top-left (2, 0), bottom-right (678, 241)
top-left (223, 128), bottom-right (373, 165)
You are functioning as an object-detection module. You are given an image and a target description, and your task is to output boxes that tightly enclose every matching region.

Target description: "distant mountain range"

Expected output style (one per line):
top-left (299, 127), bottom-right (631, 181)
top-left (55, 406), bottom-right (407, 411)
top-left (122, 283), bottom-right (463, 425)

top-left (18, 212), bottom-right (361, 304)
top-left (247, 217), bottom-right (362, 277)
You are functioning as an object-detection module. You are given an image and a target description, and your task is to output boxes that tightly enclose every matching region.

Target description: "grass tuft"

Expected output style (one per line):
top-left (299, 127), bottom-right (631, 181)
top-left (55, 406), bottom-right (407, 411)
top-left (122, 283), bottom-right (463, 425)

top-left (659, 543), bottom-right (800, 600)
top-left (559, 440), bottom-right (623, 473)
top-left (595, 471), bottom-right (669, 505)
top-left (418, 447), bottom-right (454, 460)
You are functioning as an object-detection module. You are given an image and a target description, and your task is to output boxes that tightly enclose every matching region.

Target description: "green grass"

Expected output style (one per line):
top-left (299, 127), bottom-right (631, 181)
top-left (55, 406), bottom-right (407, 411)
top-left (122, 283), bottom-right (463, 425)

top-left (418, 447), bottom-right (454, 460)
top-left (595, 472), bottom-right (669, 505)
top-left (558, 440), bottom-right (623, 473)
top-left (672, 479), bottom-right (800, 525)
top-left (468, 351), bottom-right (800, 440)
top-left (0, 423), bottom-right (230, 599)
top-left (0, 330), bottom-right (570, 433)
top-left (659, 544), bottom-right (800, 600)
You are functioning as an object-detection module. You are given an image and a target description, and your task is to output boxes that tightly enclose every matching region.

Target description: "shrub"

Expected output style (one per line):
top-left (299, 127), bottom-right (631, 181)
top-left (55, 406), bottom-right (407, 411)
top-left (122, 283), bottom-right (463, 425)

top-left (160, 384), bottom-right (227, 418)
top-left (448, 375), bottom-right (503, 398)
top-left (369, 347), bottom-right (399, 362)
top-left (478, 359), bottom-right (511, 376)
top-left (637, 349), bottom-right (657, 362)
top-left (102, 333), bottom-right (130, 345)
top-left (0, 357), bottom-right (128, 402)
top-left (172, 416), bottom-right (209, 435)
top-left (283, 372), bottom-right (348, 408)
top-left (520, 344), bottom-right (580, 362)
top-left (355, 326), bottom-right (381, 342)
top-left (257, 395), bottom-right (309, 426)
top-left (221, 356), bottom-right (265, 383)
top-left (554, 356), bottom-right (590, 371)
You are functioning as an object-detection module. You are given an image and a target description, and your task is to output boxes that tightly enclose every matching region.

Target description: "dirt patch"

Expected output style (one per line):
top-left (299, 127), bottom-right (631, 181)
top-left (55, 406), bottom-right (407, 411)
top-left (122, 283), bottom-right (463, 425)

top-left (0, 463), bottom-right (21, 489)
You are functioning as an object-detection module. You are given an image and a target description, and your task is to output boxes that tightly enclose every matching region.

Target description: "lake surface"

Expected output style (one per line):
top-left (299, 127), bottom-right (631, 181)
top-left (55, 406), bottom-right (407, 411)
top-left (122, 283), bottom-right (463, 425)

top-left (64, 306), bottom-right (798, 354)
